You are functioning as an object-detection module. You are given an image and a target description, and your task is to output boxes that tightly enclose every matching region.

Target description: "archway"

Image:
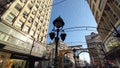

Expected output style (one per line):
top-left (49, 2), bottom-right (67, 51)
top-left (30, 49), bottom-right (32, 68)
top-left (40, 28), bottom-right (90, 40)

top-left (59, 49), bottom-right (74, 68)
top-left (75, 50), bottom-right (90, 68)
top-left (79, 51), bottom-right (90, 62)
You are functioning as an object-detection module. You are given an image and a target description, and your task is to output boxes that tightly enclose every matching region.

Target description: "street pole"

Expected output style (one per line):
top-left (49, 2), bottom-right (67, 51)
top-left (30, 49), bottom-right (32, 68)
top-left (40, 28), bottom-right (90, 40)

top-left (49, 16), bottom-right (66, 68)
top-left (74, 54), bottom-right (76, 68)
top-left (72, 48), bottom-right (76, 68)
top-left (54, 29), bottom-right (59, 68)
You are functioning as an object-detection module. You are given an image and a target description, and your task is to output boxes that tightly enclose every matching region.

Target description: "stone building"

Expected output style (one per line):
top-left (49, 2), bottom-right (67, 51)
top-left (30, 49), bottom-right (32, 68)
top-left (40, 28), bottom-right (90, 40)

top-left (85, 32), bottom-right (105, 68)
top-left (0, 0), bottom-right (52, 68)
top-left (87, 0), bottom-right (120, 67)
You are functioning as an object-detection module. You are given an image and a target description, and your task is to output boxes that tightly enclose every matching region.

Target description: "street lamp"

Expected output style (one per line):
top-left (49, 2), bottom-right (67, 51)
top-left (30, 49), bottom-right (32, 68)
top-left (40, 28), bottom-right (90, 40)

top-left (72, 48), bottom-right (76, 68)
top-left (49, 16), bottom-right (66, 68)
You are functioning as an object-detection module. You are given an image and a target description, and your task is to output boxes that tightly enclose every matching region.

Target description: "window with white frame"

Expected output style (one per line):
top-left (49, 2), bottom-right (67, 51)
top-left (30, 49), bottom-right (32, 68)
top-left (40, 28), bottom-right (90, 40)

top-left (29, 30), bottom-right (34, 35)
top-left (5, 13), bottom-right (16, 23)
top-left (28, 16), bottom-right (33, 23)
top-left (23, 25), bottom-right (29, 32)
top-left (33, 21), bottom-right (38, 27)
top-left (16, 20), bottom-right (23, 27)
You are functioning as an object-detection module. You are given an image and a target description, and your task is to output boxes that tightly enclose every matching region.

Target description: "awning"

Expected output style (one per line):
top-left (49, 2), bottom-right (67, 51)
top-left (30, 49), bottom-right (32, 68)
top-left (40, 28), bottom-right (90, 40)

top-left (1, 49), bottom-right (49, 61)
top-left (10, 52), bottom-right (43, 61)
top-left (105, 45), bottom-right (120, 60)
top-left (10, 52), bottom-right (50, 61)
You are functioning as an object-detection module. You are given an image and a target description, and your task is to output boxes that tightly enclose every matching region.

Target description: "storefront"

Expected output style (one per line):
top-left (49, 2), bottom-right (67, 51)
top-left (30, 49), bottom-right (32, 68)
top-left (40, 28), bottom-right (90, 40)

top-left (0, 51), bottom-right (11, 68)
top-left (0, 40), bottom-right (47, 68)
top-left (0, 49), bottom-right (45, 68)
top-left (105, 45), bottom-right (120, 67)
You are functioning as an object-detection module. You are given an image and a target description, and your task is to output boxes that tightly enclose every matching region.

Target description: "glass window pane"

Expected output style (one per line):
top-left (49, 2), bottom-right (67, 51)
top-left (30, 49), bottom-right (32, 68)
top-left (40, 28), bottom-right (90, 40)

top-left (16, 20), bottom-right (23, 27)
top-left (34, 21), bottom-right (38, 27)
top-left (0, 33), bottom-right (5, 40)
top-left (23, 11), bottom-right (28, 18)
top-left (28, 17), bottom-right (33, 23)
top-left (14, 3), bottom-right (22, 11)
top-left (23, 25), bottom-right (29, 32)
top-left (29, 30), bottom-right (34, 35)
top-left (5, 13), bottom-right (15, 23)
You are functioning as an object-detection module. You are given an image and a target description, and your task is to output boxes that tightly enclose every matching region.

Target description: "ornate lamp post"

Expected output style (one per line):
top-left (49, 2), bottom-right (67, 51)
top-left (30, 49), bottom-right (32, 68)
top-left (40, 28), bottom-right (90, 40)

top-left (49, 16), bottom-right (66, 68)
top-left (72, 48), bottom-right (76, 68)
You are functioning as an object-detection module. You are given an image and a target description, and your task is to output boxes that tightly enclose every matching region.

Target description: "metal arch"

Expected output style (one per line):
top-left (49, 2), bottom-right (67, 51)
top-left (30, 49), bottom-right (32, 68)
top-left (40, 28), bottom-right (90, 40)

top-left (63, 26), bottom-right (97, 30)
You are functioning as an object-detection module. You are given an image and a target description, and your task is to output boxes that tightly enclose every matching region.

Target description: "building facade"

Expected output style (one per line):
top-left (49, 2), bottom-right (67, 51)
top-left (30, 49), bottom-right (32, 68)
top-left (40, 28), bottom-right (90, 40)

top-left (87, 0), bottom-right (120, 67)
top-left (85, 32), bottom-right (105, 68)
top-left (47, 42), bottom-right (75, 68)
top-left (0, 0), bottom-right (52, 68)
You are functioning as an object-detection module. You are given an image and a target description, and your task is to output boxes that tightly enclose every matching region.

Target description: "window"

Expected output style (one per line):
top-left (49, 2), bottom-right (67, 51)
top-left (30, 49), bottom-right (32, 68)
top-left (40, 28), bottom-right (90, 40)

top-left (15, 3), bottom-right (22, 11)
top-left (114, 0), bottom-right (120, 8)
top-left (42, 30), bottom-right (44, 33)
top-left (27, 4), bottom-right (33, 10)
top-left (35, 33), bottom-right (38, 38)
top-left (23, 25), bottom-right (29, 32)
top-left (43, 23), bottom-right (46, 26)
top-left (38, 27), bottom-right (41, 31)
top-left (114, 0), bottom-right (119, 5)
top-left (105, 37), bottom-right (119, 51)
top-left (114, 0), bottom-right (120, 5)
top-left (98, 0), bottom-right (104, 11)
top-left (113, 14), bottom-right (119, 21)
top-left (16, 20), bottom-right (23, 27)
top-left (28, 17), bottom-right (33, 23)
top-left (20, 0), bottom-right (27, 3)
top-left (5, 13), bottom-right (16, 23)
top-left (118, 5), bottom-right (120, 8)
top-left (37, 0), bottom-right (40, 3)
top-left (35, 4), bottom-right (39, 9)
top-left (23, 11), bottom-right (28, 18)
top-left (92, 5), bottom-right (95, 15)
top-left (32, 10), bottom-right (36, 15)
top-left (33, 21), bottom-right (38, 27)
top-left (37, 15), bottom-right (40, 19)
top-left (40, 37), bottom-right (43, 41)
top-left (94, 0), bottom-right (96, 2)
top-left (31, 0), bottom-right (35, 3)
top-left (30, 30), bottom-right (34, 35)
top-left (116, 25), bottom-right (120, 34)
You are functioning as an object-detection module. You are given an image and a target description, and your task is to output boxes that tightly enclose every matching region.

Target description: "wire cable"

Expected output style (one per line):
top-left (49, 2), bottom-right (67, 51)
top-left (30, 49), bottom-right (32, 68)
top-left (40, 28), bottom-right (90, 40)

top-left (63, 26), bottom-right (97, 30)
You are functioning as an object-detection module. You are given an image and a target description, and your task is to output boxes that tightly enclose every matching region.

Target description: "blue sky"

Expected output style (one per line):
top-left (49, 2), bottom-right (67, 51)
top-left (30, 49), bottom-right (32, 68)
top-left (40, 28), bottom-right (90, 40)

top-left (47, 0), bottom-right (97, 63)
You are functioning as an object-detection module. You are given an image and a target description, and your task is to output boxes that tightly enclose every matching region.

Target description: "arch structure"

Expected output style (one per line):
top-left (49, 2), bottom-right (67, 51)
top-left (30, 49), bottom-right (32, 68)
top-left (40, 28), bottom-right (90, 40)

top-left (69, 45), bottom-right (90, 68)
top-left (58, 45), bottom-right (92, 68)
top-left (70, 45), bottom-right (89, 56)
top-left (59, 49), bottom-right (74, 68)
